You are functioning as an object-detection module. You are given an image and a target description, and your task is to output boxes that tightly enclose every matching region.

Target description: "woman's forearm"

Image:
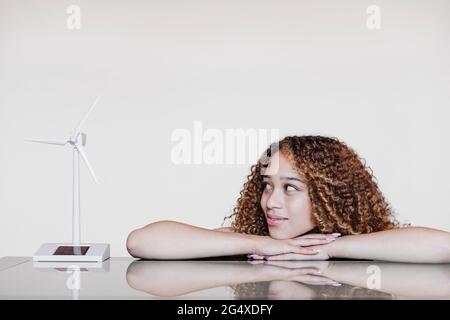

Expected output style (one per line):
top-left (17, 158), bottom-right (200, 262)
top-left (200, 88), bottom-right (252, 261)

top-left (328, 227), bottom-right (450, 263)
top-left (126, 220), bottom-right (257, 259)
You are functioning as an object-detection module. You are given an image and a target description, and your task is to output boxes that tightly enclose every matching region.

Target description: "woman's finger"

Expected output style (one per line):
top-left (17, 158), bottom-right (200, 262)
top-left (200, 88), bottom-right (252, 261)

top-left (297, 275), bottom-right (342, 286)
top-left (248, 259), bottom-right (265, 265)
top-left (292, 274), bottom-right (335, 283)
top-left (266, 252), bottom-right (325, 261)
top-left (294, 238), bottom-right (336, 246)
top-left (266, 253), bottom-right (307, 260)
top-left (294, 246), bottom-right (322, 255)
top-left (264, 262), bottom-right (321, 273)
top-left (295, 233), bottom-right (341, 240)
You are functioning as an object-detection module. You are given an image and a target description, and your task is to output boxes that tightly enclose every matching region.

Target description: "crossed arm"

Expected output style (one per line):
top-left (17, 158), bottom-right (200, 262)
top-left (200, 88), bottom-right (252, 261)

top-left (127, 221), bottom-right (450, 263)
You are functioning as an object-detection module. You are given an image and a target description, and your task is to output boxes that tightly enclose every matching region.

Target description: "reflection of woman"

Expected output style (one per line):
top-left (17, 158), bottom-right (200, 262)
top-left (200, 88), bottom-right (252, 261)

top-left (127, 136), bottom-right (450, 263)
top-left (125, 260), bottom-right (450, 299)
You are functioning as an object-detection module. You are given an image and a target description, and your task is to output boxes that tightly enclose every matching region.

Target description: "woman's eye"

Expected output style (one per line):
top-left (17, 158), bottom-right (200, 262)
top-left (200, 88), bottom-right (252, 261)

top-left (285, 185), bottom-right (297, 192)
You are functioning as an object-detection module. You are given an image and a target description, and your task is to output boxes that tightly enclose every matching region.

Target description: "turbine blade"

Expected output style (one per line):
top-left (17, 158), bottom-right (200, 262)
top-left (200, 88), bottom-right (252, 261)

top-left (73, 96), bottom-right (100, 137)
top-left (24, 138), bottom-right (67, 146)
top-left (76, 145), bottom-right (100, 184)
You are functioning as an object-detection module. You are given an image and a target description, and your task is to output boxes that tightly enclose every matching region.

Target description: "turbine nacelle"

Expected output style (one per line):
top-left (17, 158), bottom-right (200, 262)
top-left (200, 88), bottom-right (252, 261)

top-left (68, 133), bottom-right (86, 147)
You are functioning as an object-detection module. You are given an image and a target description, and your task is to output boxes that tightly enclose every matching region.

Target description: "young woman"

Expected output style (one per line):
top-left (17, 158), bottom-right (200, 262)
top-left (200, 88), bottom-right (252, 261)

top-left (126, 136), bottom-right (450, 263)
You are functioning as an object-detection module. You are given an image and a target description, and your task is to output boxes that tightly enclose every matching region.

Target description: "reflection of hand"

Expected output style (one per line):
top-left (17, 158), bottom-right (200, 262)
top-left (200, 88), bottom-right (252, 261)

top-left (257, 260), bottom-right (331, 272)
top-left (252, 233), bottom-right (339, 258)
top-left (247, 260), bottom-right (341, 286)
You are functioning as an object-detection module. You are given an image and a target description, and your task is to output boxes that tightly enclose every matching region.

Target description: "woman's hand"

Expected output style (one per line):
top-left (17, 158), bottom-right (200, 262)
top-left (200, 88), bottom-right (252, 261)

top-left (247, 260), bottom-right (341, 286)
top-left (250, 247), bottom-right (332, 261)
top-left (250, 233), bottom-right (340, 259)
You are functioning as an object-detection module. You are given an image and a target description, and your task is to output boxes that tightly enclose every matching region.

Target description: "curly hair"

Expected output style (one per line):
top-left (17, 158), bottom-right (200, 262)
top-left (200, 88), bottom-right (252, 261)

top-left (222, 135), bottom-right (400, 236)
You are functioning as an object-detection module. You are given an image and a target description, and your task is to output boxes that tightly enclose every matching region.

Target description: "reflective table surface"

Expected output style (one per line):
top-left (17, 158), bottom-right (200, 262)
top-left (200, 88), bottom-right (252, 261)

top-left (0, 257), bottom-right (449, 299)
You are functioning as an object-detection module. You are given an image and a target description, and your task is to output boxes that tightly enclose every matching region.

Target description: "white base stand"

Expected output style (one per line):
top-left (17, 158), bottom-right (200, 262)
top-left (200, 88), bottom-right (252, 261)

top-left (33, 243), bottom-right (110, 262)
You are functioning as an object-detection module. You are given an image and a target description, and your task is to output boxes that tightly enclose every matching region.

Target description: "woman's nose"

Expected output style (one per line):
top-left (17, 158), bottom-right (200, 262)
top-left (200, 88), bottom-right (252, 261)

top-left (266, 189), bottom-right (283, 209)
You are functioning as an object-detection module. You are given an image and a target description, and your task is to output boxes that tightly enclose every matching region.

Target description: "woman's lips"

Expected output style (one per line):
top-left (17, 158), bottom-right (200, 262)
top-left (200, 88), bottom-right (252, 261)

top-left (266, 214), bottom-right (288, 226)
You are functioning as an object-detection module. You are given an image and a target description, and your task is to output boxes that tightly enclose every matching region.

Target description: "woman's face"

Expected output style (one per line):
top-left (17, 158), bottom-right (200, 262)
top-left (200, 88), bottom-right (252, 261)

top-left (260, 151), bottom-right (316, 239)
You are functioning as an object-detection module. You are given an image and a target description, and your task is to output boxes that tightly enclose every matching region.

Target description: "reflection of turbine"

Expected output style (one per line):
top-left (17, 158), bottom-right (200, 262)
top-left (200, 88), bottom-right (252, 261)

top-left (66, 265), bottom-right (81, 300)
top-left (32, 260), bottom-right (110, 299)
top-left (25, 97), bottom-right (100, 246)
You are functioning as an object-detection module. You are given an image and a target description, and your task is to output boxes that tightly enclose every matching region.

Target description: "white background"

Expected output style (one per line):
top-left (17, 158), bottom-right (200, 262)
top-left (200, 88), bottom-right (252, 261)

top-left (1, 0), bottom-right (449, 257)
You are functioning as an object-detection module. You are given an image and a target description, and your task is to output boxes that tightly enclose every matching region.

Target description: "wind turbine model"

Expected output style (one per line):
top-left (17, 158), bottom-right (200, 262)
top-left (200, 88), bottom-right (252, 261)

top-left (27, 97), bottom-right (110, 262)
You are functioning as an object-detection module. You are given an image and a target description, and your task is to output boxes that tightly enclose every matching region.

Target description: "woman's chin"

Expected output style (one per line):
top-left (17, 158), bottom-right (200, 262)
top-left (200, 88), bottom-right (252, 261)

top-left (268, 229), bottom-right (291, 240)
top-left (269, 227), bottom-right (316, 239)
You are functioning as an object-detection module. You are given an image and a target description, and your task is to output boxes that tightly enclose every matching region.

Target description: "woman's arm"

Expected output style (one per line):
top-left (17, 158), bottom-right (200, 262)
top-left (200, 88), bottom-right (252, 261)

top-left (325, 227), bottom-right (450, 263)
top-left (126, 220), bottom-right (257, 259)
top-left (126, 220), bottom-right (333, 259)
